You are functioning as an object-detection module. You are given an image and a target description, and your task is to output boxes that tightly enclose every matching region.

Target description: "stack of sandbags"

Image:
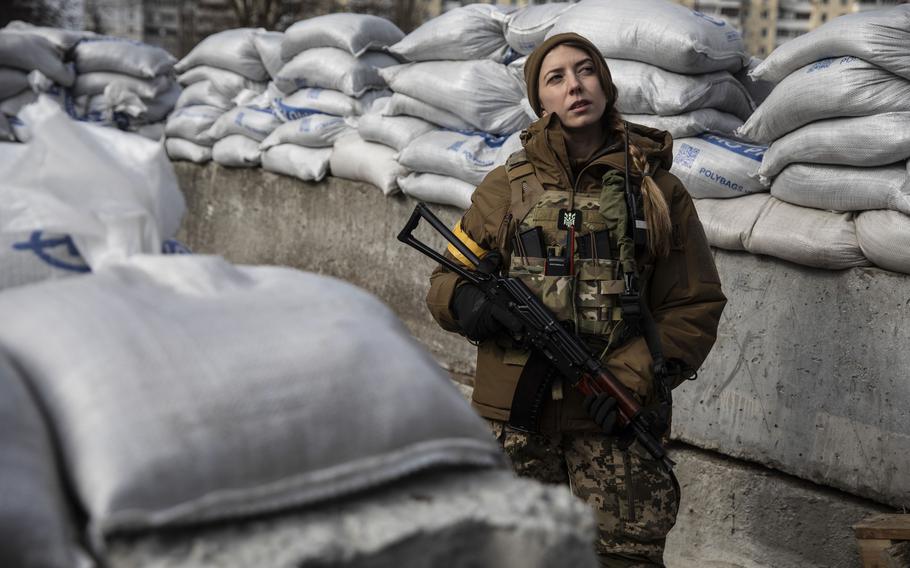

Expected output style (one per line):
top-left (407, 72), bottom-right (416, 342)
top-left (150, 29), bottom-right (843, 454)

top-left (167, 29), bottom-right (271, 163)
top-left (0, 26), bottom-right (77, 140)
top-left (546, 0), bottom-right (752, 139)
top-left (273, 14), bottom-right (401, 190)
top-left (0, 253), bottom-right (505, 549)
top-left (0, 97), bottom-right (186, 291)
top-left (732, 5), bottom-right (910, 273)
top-left (70, 36), bottom-right (179, 137)
top-left (206, 87), bottom-right (282, 168)
top-left (378, 4), bottom-right (530, 205)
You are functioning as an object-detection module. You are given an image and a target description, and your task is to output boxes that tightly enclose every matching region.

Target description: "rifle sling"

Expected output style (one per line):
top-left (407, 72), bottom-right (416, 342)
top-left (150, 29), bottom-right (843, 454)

top-left (507, 350), bottom-right (553, 433)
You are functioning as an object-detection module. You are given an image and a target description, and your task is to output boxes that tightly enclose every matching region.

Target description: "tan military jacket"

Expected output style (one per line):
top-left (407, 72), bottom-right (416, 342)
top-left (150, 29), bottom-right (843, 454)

top-left (427, 113), bottom-right (727, 432)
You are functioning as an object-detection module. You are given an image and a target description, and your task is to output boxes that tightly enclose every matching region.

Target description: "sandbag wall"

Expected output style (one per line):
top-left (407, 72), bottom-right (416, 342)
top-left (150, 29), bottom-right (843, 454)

top-left (0, 21), bottom-right (179, 141)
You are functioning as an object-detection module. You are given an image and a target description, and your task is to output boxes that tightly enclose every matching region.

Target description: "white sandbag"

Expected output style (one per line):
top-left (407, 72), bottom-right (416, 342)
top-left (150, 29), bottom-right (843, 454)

top-left (330, 132), bottom-right (407, 195)
top-left (0, 255), bottom-right (504, 538)
top-left (207, 105), bottom-right (280, 142)
top-left (0, 67), bottom-right (29, 99)
top-left (272, 88), bottom-right (387, 121)
top-left (735, 56), bottom-right (774, 107)
top-left (380, 61), bottom-right (530, 135)
top-left (175, 80), bottom-right (233, 110)
top-left (261, 144), bottom-right (331, 181)
top-left (165, 105), bottom-right (223, 145)
top-left (0, 354), bottom-right (82, 567)
top-left (0, 98), bottom-right (186, 268)
top-left (72, 72), bottom-right (171, 99)
top-left (282, 13), bottom-right (404, 59)
top-left (692, 193), bottom-right (770, 251)
top-left (503, 2), bottom-right (575, 55)
top-left (398, 129), bottom-right (511, 186)
top-left (177, 65), bottom-right (267, 98)
top-left (546, 0), bottom-right (749, 74)
top-left (398, 172), bottom-right (476, 210)
top-left (751, 5), bottom-right (910, 84)
top-left (212, 134), bottom-right (261, 167)
top-left (737, 57), bottom-right (910, 144)
top-left (175, 28), bottom-right (268, 81)
top-left (771, 161), bottom-right (910, 214)
top-left (670, 134), bottom-right (766, 199)
top-left (855, 210), bottom-right (910, 274)
top-left (758, 113), bottom-right (910, 180)
top-left (745, 197), bottom-right (869, 270)
top-left (624, 109), bottom-right (743, 139)
top-left (390, 4), bottom-right (513, 62)
top-left (0, 31), bottom-right (74, 86)
top-left (608, 58), bottom-right (753, 120)
top-left (165, 138), bottom-right (212, 163)
top-left (253, 30), bottom-right (284, 80)
top-left (259, 114), bottom-right (351, 150)
top-left (497, 131), bottom-right (523, 164)
top-left (274, 48), bottom-right (396, 97)
top-left (382, 92), bottom-right (474, 131)
top-left (103, 81), bottom-right (181, 124)
top-left (3, 20), bottom-right (94, 51)
top-left (358, 98), bottom-right (436, 151)
top-left (73, 36), bottom-right (176, 79)
top-left (0, 231), bottom-right (89, 290)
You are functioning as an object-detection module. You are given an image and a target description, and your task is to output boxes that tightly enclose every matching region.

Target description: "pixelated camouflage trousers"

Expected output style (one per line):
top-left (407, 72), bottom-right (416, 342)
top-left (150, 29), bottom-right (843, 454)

top-left (486, 420), bottom-right (680, 567)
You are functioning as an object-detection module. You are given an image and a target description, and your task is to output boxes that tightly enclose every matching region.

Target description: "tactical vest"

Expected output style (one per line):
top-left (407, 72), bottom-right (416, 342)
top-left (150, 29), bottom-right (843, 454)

top-left (501, 149), bottom-right (630, 348)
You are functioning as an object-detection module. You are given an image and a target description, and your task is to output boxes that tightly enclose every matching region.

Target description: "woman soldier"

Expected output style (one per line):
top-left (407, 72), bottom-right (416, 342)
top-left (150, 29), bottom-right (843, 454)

top-left (426, 33), bottom-right (726, 566)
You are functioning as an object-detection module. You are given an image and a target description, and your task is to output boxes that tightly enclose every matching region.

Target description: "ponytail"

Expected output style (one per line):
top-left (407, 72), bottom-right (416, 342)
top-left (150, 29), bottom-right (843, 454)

top-left (604, 110), bottom-right (672, 258)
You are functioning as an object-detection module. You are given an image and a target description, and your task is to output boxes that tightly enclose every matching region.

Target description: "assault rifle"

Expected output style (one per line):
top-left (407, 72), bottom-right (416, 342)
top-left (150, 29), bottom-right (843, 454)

top-left (399, 202), bottom-right (675, 473)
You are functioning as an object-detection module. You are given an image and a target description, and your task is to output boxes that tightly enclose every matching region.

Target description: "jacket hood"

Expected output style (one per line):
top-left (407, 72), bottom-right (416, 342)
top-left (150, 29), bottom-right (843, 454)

top-left (524, 32), bottom-right (618, 118)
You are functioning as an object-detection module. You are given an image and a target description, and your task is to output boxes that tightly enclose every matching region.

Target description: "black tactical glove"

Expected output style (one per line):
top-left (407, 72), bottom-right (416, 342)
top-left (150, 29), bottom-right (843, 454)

top-left (452, 284), bottom-right (523, 342)
top-left (584, 392), bottom-right (620, 435)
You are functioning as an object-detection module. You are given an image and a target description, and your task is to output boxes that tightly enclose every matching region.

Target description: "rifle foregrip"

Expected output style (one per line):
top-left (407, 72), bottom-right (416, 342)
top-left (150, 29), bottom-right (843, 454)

top-left (578, 370), bottom-right (644, 426)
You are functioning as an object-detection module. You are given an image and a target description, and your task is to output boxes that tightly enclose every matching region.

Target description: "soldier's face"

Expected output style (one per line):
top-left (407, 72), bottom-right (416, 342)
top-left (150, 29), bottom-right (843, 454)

top-left (537, 45), bottom-right (607, 132)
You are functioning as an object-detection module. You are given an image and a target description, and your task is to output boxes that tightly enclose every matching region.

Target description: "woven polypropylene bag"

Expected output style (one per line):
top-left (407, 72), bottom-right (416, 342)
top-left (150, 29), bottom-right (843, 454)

top-left (380, 61), bottom-right (529, 135)
top-left (0, 354), bottom-right (80, 568)
top-left (0, 67), bottom-right (28, 99)
top-left (207, 106), bottom-right (280, 142)
top-left (274, 48), bottom-right (395, 97)
top-left (624, 109), bottom-right (742, 139)
top-left (0, 255), bottom-right (505, 541)
top-left (73, 36), bottom-right (176, 79)
top-left (212, 134), bottom-right (261, 167)
top-left (692, 193), bottom-right (770, 251)
top-left (259, 114), bottom-right (351, 150)
top-left (398, 129), bottom-right (511, 186)
top-left (398, 172), bottom-right (476, 210)
top-left (736, 57), bottom-right (910, 144)
top-left (177, 66), bottom-right (266, 99)
top-left (165, 138), bottom-right (212, 163)
top-left (744, 197), bottom-right (870, 270)
top-left (0, 31), bottom-right (74, 86)
top-left (503, 2), bottom-right (575, 55)
top-left (382, 93), bottom-right (475, 131)
top-left (770, 161), bottom-right (910, 215)
top-left (358, 99), bottom-right (436, 151)
top-left (175, 28), bottom-right (268, 81)
top-left (670, 134), bottom-right (767, 199)
top-left (751, 5), bottom-right (910, 84)
top-left (282, 13), bottom-right (403, 59)
top-left (608, 58), bottom-right (753, 120)
top-left (261, 144), bottom-right (332, 181)
top-left (855, 209), bottom-right (910, 274)
top-left (546, 0), bottom-right (749, 74)
top-left (330, 132), bottom-right (408, 195)
top-left (253, 31), bottom-right (284, 80)
top-left (390, 4), bottom-right (512, 62)
top-left (758, 112), bottom-right (910, 181)
top-left (165, 105), bottom-right (223, 145)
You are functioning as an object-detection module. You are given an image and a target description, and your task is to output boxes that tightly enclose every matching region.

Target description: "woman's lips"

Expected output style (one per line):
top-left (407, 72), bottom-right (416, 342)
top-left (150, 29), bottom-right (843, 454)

top-left (569, 100), bottom-right (591, 113)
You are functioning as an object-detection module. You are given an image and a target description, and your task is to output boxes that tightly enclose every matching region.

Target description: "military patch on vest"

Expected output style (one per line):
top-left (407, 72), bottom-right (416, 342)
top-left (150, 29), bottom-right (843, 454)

top-left (557, 208), bottom-right (583, 231)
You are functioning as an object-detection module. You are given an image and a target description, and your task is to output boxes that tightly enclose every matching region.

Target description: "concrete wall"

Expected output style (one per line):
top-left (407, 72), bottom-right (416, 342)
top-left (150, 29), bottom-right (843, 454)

top-left (174, 163), bottom-right (906, 511)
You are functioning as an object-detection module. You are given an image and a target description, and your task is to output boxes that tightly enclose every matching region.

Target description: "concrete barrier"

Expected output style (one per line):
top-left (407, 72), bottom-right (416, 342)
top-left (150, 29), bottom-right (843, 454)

top-left (174, 163), bottom-right (908, 508)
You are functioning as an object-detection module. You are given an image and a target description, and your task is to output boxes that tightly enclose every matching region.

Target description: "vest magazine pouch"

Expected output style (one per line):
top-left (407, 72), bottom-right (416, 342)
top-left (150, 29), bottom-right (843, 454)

top-left (576, 258), bottom-right (624, 336)
top-left (508, 256), bottom-right (575, 323)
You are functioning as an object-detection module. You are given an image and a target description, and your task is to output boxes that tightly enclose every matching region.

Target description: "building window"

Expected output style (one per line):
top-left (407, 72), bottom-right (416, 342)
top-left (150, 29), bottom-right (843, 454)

top-left (761, 27), bottom-right (768, 37)
top-left (761, 9), bottom-right (769, 18)
top-left (759, 47), bottom-right (766, 55)
top-left (821, 13), bottom-right (828, 21)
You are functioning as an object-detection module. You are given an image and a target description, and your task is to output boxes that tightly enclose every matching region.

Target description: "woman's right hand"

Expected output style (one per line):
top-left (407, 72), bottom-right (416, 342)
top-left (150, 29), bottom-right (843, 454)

top-left (452, 284), bottom-right (523, 342)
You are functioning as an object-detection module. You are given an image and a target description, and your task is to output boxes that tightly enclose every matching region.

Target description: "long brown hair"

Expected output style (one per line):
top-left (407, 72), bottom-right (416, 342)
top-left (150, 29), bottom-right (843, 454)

top-left (604, 108), bottom-right (672, 258)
